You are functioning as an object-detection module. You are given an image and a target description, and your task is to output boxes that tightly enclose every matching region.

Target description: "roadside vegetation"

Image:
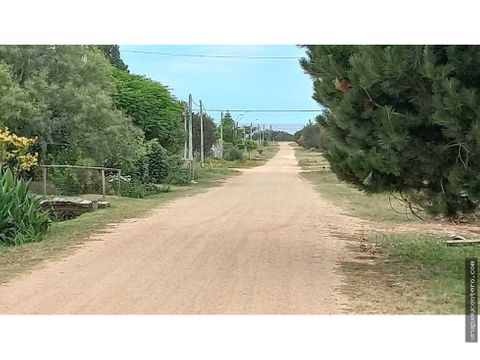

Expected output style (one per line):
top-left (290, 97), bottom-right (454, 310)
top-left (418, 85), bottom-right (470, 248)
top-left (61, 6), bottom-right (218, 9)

top-left (0, 144), bottom-right (279, 284)
top-left (294, 144), bottom-right (480, 314)
top-left (295, 146), bottom-right (416, 223)
top-left (342, 232), bottom-right (480, 314)
top-left (0, 44), bottom-right (280, 282)
top-left (297, 46), bottom-right (480, 314)
top-left (301, 45), bottom-right (480, 220)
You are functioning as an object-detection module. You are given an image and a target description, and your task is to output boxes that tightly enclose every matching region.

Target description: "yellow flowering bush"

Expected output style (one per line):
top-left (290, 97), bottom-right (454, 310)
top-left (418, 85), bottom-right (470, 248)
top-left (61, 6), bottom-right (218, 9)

top-left (0, 128), bottom-right (38, 173)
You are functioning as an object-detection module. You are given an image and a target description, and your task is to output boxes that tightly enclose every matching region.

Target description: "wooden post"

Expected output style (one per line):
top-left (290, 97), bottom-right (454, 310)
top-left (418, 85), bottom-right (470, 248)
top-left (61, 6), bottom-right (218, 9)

top-left (243, 127), bottom-right (247, 155)
top-left (117, 169), bottom-right (121, 196)
top-left (189, 160), bottom-right (194, 181)
top-left (220, 112), bottom-right (224, 159)
top-left (183, 109), bottom-right (188, 160)
top-left (42, 166), bottom-right (47, 197)
top-left (101, 169), bottom-right (106, 200)
top-left (220, 112), bottom-right (223, 143)
top-left (200, 100), bottom-right (205, 165)
top-left (188, 94), bottom-right (193, 161)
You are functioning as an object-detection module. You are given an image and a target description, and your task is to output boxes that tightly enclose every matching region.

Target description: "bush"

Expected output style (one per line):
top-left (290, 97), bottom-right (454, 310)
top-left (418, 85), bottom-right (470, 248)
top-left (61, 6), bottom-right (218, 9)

top-left (165, 166), bottom-right (191, 185)
top-left (0, 128), bottom-right (38, 174)
top-left (146, 139), bottom-right (170, 184)
top-left (224, 146), bottom-right (244, 161)
top-left (124, 140), bottom-right (187, 186)
top-left (129, 150), bottom-right (150, 184)
top-left (121, 179), bottom-right (170, 198)
top-left (49, 165), bottom-right (106, 196)
top-left (49, 168), bottom-right (83, 195)
top-left (0, 169), bottom-right (50, 245)
top-left (244, 139), bottom-right (258, 159)
top-left (295, 122), bottom-right (323, 150)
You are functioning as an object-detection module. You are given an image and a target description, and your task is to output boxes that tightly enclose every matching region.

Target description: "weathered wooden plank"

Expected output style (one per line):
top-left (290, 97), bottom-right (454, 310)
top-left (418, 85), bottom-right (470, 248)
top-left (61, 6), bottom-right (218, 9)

top-left (98, 201), bottom-right (111, 209)
top-left (446, 239), bottom-right (480, 246)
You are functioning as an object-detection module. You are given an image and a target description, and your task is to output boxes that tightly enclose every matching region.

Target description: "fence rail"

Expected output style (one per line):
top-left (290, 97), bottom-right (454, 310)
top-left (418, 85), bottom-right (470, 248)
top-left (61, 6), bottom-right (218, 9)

top-left (39, 164), bottom-right (121, 200)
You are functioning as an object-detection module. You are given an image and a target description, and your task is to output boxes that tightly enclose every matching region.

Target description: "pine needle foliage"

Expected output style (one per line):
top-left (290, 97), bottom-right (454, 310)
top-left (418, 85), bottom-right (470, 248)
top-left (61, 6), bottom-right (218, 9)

top-left (301, 45), bottom-right (480, 218)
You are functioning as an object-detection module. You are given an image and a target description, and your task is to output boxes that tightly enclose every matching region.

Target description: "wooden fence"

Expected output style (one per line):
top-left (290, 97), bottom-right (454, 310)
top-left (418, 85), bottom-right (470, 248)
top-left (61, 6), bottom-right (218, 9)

top-left (39, 164), bottom-right (122, 200)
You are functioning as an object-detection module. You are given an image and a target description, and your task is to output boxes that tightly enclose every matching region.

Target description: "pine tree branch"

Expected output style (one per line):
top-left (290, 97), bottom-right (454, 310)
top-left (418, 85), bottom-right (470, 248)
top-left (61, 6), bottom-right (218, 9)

top-left (361, 86), bottom-right (411, 119)
top-left (447, 142), bottom-right (470, 169)
top-left (388, 193), bottom-right (410, 216)
top-left (397, 192), bottom-right (425, 220)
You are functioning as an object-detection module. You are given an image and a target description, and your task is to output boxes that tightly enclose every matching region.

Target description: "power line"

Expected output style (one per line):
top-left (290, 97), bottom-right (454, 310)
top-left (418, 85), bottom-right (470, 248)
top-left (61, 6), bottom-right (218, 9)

top-left (122, 49), bottom-right (300, 60)
top-left (203, 109), bottom-right (321, 113)
top-left (191, 98), bottom-right (200, 107)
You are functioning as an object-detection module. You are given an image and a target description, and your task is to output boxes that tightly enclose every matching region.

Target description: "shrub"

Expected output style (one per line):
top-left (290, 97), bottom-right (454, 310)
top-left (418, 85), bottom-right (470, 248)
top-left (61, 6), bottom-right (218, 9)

top-left (0, 169), bottom-right (50, 245)
top-left (165, 167), bottom-right (191, 185)
top-left (121, 179), bottom-right (170, 198)
top-left (129, 150), bottom-right (150, 184)
top-left (164, 155), bottom-right (191, 185)
top-left (48, 164), bottom-right (106, 196)
top-left (146, 139), bottom-right (170, 183)
top-left (124, 139), bottom-right (184, 186)
top-left (0, 128), bottom-right (38, 173)
top-left (244, 139), bottom-right (258, 159)
top-left (49, 168), bottom-right (82, 195)
top-left (301, 122), bottom-right (323, 150)
top-left (224, 146), bottom-right (244, 161)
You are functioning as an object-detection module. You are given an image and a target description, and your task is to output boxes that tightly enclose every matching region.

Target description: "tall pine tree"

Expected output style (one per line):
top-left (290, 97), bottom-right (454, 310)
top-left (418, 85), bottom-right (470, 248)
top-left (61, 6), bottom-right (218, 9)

top-left (301, 45), bottom-right (480, 218)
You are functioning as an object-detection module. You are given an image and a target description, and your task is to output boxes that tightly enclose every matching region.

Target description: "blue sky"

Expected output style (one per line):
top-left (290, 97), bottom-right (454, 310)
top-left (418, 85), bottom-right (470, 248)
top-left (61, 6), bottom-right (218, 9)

top-left (119, 45), bottom-right (320, 134)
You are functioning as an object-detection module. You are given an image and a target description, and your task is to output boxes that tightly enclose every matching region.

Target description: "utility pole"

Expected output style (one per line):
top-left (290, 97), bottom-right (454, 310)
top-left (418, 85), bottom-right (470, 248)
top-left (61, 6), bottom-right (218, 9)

top-left (199, 100), bottom-right (205, 164)
top-left (263, 124), bottom-right (265, 146)
top-left (236, 121), bottom-right (240, 144)
top-left (257, 122), bottom-right (261, 146)
top-left (250, 122), bottom-right (253, 140)
top-left (183, 108), bottom-right (188, 160)
top-left (220, 112), bottom-right (223, 143)
top-left (188, 94), bottom-right (193, 161)
top-left (233, 121), bottom-right (236, 144)
top-left (243, 126), bottom-right (247, 155)
top-left (219, 112), bottom-right (224, 159)
top-left (270, 125), bottom-right (273, 143)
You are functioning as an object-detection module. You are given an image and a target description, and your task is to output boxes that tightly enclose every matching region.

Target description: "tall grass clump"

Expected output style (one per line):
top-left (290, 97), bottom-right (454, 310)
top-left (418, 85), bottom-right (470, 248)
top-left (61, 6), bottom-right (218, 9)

top-left (0, 169), bottom-right (50, 245)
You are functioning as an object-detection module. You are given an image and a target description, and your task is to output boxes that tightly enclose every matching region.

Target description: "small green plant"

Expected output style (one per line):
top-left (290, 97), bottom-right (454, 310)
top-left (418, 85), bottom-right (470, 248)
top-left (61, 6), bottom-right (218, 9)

top-left (0, 169), bottom-right (50, 245)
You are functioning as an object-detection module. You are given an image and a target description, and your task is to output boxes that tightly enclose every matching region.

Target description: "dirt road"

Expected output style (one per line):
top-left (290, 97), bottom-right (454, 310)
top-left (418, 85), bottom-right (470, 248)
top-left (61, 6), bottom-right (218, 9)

top-left (0, 143), bottom-right (369, 314)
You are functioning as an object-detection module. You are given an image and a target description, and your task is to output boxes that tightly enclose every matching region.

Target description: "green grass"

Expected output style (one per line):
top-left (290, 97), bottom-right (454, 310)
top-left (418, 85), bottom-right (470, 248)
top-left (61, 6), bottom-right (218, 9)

top-left (294, 144), bottom-right (480, 314)
top-left (342, 232), bottom-right (480, 314)
top-left (294, 145), bottom-right (417, 223)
